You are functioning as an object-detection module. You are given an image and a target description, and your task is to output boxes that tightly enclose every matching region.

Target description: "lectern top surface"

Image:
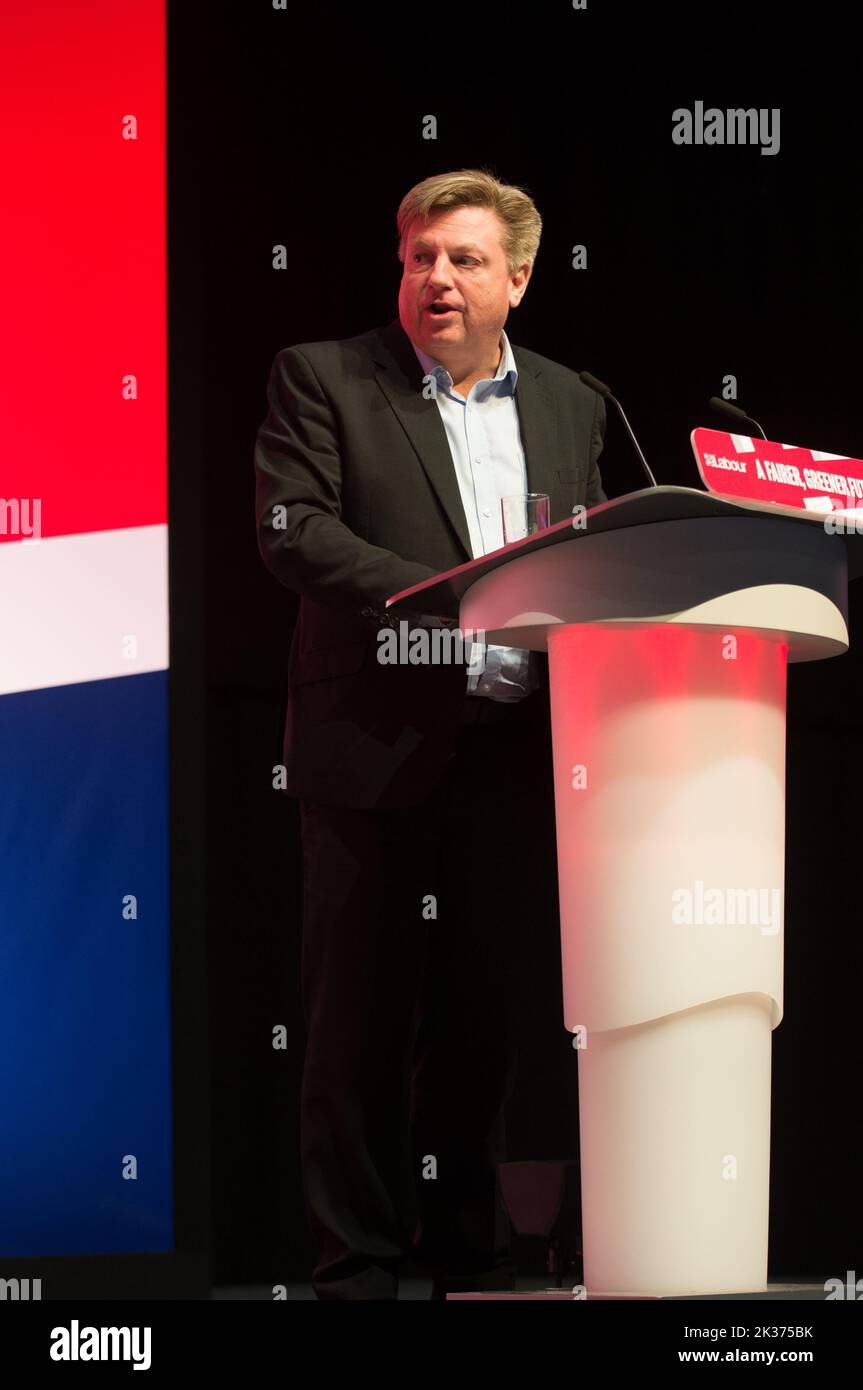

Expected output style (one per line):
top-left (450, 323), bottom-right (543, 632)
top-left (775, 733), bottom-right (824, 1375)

top-left (386, 485), bottom-right (863, 619)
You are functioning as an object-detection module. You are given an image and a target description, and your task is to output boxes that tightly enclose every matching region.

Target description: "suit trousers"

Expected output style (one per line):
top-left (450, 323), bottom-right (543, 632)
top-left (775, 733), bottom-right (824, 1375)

top-left (298, 685), bottom-right (560, 1299)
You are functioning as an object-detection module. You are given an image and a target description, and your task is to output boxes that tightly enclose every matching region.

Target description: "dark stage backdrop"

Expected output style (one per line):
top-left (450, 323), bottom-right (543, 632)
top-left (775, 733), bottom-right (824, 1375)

top-left (169, 0), bottom-right (863, 1284)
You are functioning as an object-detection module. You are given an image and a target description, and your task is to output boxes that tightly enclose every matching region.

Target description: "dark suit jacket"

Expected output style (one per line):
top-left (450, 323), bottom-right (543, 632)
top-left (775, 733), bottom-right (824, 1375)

top-left (254, 316), bottom-right (608, 808)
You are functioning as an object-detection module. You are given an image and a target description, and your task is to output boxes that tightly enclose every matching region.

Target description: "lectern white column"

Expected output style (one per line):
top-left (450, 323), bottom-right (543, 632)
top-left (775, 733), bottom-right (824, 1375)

top-left (389, 488), bottom-right (856, 1297)
top-left (547, 622), bottom-right (783, 1295)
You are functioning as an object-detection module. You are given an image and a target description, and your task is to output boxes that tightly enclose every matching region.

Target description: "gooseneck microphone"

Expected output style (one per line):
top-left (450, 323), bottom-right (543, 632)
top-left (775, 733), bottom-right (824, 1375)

top-left (579, 370), bottom-right (658, 488)
top-left (708, 396), bottom-right (768, 441)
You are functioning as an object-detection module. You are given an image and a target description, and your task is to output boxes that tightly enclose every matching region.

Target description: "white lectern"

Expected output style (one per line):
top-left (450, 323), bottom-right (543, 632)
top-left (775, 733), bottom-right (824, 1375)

top-left (388, 486), bottom-right (860, 1298)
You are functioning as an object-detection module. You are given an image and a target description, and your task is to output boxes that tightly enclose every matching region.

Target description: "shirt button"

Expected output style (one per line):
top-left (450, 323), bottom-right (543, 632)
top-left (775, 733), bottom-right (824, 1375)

top-left (482, 509), bottom-right (490, 517)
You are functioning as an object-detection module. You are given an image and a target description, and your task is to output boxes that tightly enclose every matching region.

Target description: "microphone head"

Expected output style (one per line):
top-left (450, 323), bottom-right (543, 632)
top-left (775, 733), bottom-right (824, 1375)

top-left (579, 370), bottom-right (612, 397)
top-left (709, 396), bottom-right (751, 423)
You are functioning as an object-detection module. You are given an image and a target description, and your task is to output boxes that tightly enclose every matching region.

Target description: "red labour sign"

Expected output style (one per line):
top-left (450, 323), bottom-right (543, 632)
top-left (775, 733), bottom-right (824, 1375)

top-left (691, 427), bottom-right (863, 515)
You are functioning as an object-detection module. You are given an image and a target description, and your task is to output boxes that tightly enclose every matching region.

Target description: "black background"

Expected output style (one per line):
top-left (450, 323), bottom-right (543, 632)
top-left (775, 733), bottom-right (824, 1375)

top-left (169, 0), bottom-right (863, 1284)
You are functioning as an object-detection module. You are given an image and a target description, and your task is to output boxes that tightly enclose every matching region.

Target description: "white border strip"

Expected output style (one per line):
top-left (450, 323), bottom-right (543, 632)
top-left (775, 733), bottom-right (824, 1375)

top-left (0, 524), bottom-right (168, 696)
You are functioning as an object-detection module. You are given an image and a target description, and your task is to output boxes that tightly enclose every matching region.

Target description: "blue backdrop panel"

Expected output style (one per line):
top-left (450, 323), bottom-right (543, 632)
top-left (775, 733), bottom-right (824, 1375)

top-left (0, 670), bottom-right (172, 1255)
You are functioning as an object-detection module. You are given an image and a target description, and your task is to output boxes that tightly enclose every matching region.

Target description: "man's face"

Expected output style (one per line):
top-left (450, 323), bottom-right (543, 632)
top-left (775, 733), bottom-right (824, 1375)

top-left (398, 205), bottom-right (530, 367)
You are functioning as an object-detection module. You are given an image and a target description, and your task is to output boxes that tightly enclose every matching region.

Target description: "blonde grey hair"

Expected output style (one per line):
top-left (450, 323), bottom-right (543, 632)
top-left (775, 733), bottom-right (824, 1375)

top-left (396, 168), bottom-right (542, 275)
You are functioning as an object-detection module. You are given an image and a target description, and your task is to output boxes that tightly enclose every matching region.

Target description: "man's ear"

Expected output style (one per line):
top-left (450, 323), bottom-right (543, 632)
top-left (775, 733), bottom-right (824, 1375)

top-left (510, 261), bottom-right (532, 307)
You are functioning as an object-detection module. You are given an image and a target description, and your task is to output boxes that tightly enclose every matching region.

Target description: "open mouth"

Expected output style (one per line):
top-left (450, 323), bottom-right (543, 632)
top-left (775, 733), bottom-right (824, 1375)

top-left (426, 303), bottom-right (459, 316)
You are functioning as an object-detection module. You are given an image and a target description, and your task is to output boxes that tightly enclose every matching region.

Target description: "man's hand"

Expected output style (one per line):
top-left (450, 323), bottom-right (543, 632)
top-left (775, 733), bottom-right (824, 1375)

top-left (411, 612), bottom-right (460, 630)
top-left (359, 605), bottom-right (459, 631)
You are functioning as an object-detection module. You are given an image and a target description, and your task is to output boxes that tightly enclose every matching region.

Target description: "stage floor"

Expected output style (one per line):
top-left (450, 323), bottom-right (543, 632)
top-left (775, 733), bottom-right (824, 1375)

top-left (211, 1276), bottom-right (828, 1301)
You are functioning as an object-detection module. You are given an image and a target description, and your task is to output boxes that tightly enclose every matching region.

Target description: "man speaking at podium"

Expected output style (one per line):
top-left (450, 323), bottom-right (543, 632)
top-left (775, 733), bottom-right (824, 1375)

top-left (254, 169), bottom-right (608, 1299)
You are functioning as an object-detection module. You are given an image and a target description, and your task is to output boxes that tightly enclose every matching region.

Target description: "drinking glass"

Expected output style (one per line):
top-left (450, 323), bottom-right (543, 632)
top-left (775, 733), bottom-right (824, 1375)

top-left (501, 492), bottom-right (550, 543)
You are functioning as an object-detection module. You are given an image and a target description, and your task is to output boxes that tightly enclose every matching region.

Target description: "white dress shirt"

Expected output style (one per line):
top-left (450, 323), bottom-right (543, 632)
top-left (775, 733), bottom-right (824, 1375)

top-left (411, 330), bottom-right (538, 702)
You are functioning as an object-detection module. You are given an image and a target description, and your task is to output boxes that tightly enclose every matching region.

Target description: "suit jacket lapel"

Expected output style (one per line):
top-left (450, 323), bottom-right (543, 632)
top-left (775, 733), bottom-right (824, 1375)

top-left (373, 318), bottom-right (563, 559)
top-left (510, 347), bottom-right (563, 519)
top-left (374, 319), bottom-right (473, 560)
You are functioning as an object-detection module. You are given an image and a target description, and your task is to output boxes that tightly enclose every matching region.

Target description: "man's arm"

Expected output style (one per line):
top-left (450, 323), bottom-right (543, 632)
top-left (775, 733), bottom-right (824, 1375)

top-left (584, 389), bottom-right (608, 510)
top-left (254, 346), bottom-right (440, 620)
